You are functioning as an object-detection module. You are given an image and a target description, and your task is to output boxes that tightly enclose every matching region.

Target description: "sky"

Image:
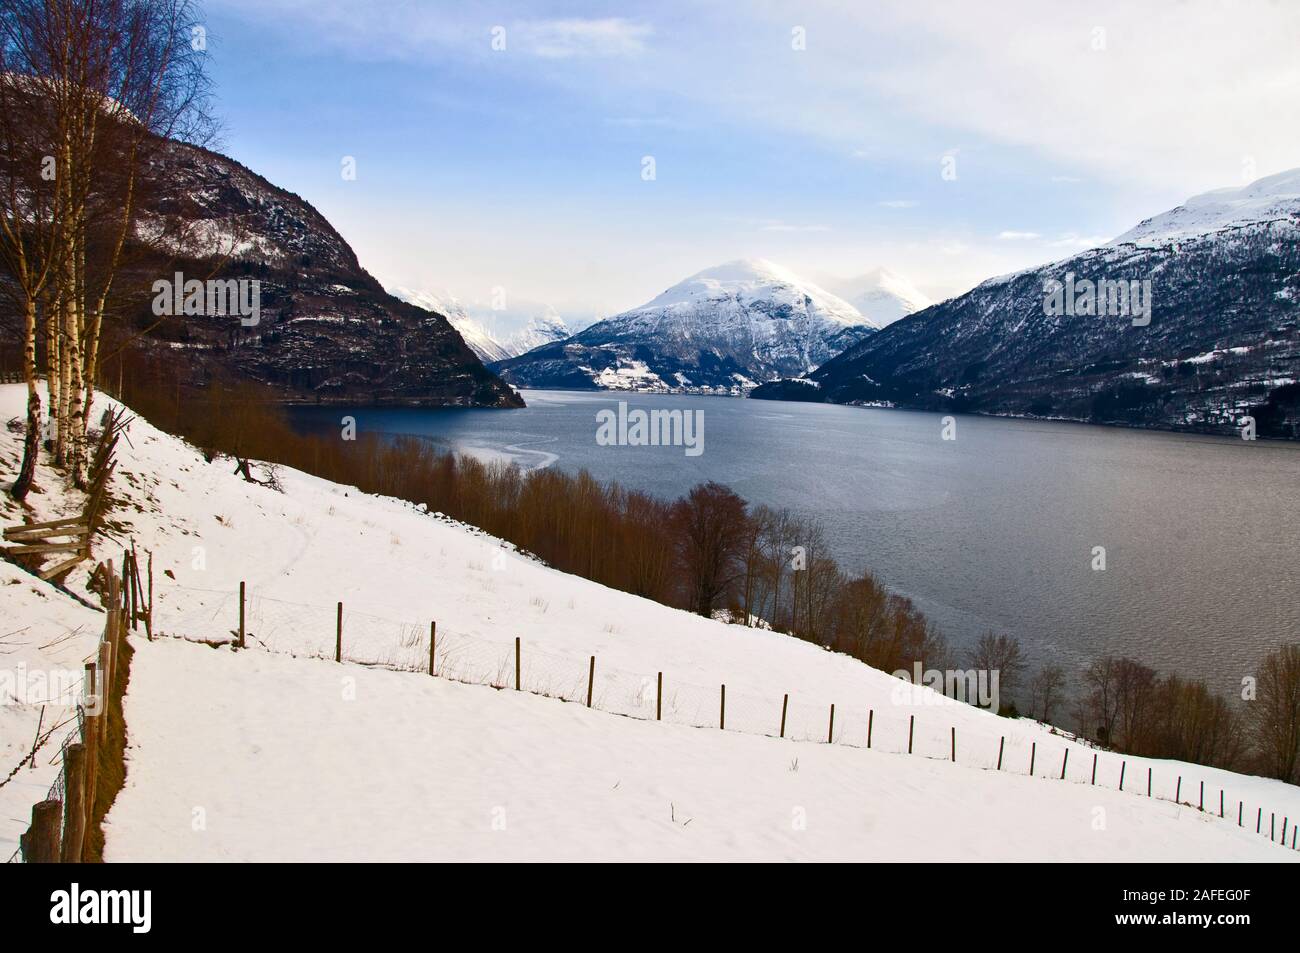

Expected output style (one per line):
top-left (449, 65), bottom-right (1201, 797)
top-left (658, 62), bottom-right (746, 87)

top-left (201, 0), bottom-right (1300, 333)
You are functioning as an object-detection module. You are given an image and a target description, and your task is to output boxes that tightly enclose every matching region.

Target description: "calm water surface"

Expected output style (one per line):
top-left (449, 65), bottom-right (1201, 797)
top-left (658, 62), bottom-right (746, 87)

top-left (290, 391), bottom-right (1300, 694)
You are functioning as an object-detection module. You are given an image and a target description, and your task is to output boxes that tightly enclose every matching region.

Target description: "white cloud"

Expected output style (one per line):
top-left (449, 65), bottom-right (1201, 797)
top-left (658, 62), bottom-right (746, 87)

top-left (998, 231), bottom-right (1040, 240)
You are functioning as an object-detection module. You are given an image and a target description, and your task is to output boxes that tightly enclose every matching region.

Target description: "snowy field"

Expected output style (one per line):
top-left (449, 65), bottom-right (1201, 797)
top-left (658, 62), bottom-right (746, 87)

top-left (1, 383), bottom-right (1298, 861)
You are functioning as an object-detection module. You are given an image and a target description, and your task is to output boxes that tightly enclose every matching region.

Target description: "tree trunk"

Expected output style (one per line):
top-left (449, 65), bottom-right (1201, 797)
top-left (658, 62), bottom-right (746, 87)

top-left (11, 297), bottom-right (42, 500)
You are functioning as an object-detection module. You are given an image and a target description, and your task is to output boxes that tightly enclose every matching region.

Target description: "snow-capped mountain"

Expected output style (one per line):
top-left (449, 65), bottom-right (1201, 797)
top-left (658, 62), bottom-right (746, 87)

top-left (390, 288), bottom-right (572, 363)
top-left (492, 259), bottom-right (875, 393)
top-left (754, 170), bottom-right (1300, 439)
top-left (825, 267), bottom-right (934, 328)
top-left (505, 307), bottom-right (571, 355)
top-left (390, 287), bottom-right (512, 363)
top-left (1111, 168), bottom-right (1300, 247)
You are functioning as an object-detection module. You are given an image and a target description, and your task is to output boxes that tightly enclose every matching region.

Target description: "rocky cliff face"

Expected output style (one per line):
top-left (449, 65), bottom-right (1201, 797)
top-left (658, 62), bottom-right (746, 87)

top-left (2, 137), bottom-right (522, 407)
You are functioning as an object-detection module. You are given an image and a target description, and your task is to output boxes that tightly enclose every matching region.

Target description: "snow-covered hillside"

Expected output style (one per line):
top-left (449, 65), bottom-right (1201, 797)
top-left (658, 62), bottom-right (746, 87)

top-left (492, 259), bottom-right (877, 393)
top-left (2, 383), bottom-right (1297, 861)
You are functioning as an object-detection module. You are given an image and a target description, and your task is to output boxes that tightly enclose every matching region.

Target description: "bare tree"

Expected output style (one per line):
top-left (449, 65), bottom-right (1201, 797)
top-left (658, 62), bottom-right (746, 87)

top-left (1246, 644), bottom-right (1300, 783)
top-left (968, 632), bottom-right (1027, 707)
top-left (0, 37), bottom-right (63, 498)
top-left (1028, 665), bottom-right (1066, 723)
top-left (672, 481), bottom-right (749, 617)
top-left (1, 0), bottom-right (212, 489)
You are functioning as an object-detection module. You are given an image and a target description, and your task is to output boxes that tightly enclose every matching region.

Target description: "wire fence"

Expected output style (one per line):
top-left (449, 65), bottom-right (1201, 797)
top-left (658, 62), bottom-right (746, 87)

top-left (147, 580), bottom-right (1300, 855)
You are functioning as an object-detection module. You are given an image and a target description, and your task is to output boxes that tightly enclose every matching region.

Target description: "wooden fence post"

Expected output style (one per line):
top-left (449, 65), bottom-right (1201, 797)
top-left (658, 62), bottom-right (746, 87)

top-left (656, 672), bottom-right (662, 721)
top-left (1091, 753), bottom-right (1097, 785)
top-left (98, 642), bottom-right (111, 743)
top-left (1271, 812), bottom-right (1275, 841)
top-left (1060, 748), bottom-right (1069, 780)
top-left (1030, 742), bottom-right (1036, 776)
top-left (60, 743), bottom-right (86, 863)
top-left (146, 551), bottom-right (154, 640)
top-left (1238, 801), bottom-right (1242, 826)
top-left (908, 715), bottom-right (914, 754)
top-left (1147, 767), bottom-right (1152, 797)
top-left (1199, 781), bottom-right (1204, 812)
top-left (1119, 760), bottom-right (1126, 791)
top-left (827, 704), bottom-right (835, 744)
top-left (1220, 790), bottom-right (1224, 818)
top-left (997, 736), bottom-right (1004, 770)
top-left (779, 693), bottom-right (788, 738)
top-left (335, 602), bottom-right (343, 662)
top-left (27, 799), bottom-right (61, 863)
top-left (514, 637), bottom-right (521, 691)
top-left (428, 621), bottom-right (436, 675)
top-left (238, 581), bottom-right (246, 648)
top-left (1257, 807), bottom-right (1262, 834)
top-left (867, 709), bottom-right (874, 749)
top-left (720, 684), bottom-right (726, 730)
top-left (586, 656), bottom-right (594, 708)
top-left (1176, 776), bottom-right (1181, 803)
top-left (950, 726), bottom-right (955, 762)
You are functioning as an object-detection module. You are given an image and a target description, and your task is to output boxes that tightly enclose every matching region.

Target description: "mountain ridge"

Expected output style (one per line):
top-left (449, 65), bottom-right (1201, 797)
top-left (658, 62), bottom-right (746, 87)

top-left (751, 171), bottom-right (1300, 438)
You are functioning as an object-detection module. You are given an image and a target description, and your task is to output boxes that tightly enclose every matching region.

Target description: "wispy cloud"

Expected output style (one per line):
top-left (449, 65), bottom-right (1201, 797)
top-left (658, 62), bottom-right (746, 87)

top-left (998, 230), bottom-right (1040, 240)
top-left (518, 18), bottom-right (652, 59)
top-left (758, 221), bottom-right (831, 233)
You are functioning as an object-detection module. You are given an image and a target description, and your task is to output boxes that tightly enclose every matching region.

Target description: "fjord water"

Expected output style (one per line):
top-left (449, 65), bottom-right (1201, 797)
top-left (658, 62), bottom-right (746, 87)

top-left (290, 391), bottom-right (1299, 694)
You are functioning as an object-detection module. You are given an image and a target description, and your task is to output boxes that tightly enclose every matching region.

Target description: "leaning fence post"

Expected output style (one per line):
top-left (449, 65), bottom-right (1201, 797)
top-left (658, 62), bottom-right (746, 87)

top-left (720, 684), bottom-right (726, 730)
top-left (1257, 807), bottom-right (1262, 834)
top-left (1060, 748), bottom-right (1069, 780)
top-left (60, 743), bottom-right (86, 863)
top-left (1091, 753), bottom-right (1097, 785)
top-left (827, 704), bottom-right (835, 744)
top-left (586, 656), bottom-right (595, 708)
top-left (779, 693), bottom-right (788, 738)
top-left (1030, 742), bottom-right (1036, 776)
top-left (514, 637), bottom-right (521, 691)
top-left (1176, 776), bottom-right (1182, 803)
top-left (997, 736), bottom-right (1004, 770)
top-left (27, 799), bottom-right (61, 863)
top-left (428, 621), bottom-right (436, 676)
top-left (335, 602), bottom-right (343, 662)
top-left (907, 715), bottom-right (914, 754)
top-left (238, 581), bottom-right (246, 648)
top-left (867, 709), bottom-right (874, 749)
top-left (656, 672), bottom-right (662, 721)
top-left (1119, 760), bottom-right (1126, 791)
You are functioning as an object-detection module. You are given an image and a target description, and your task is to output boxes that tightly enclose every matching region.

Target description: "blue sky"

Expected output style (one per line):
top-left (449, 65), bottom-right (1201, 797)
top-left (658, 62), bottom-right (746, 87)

top-left (201, 0), bottom-right (1300, 331)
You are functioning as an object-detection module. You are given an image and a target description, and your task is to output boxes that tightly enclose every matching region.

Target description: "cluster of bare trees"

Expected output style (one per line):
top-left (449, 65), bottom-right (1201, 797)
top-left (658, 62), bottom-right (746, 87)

top-left (1074, 648), bottom-right (1300, 779)
top-left (0, 0), bottom-right (209, 498)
